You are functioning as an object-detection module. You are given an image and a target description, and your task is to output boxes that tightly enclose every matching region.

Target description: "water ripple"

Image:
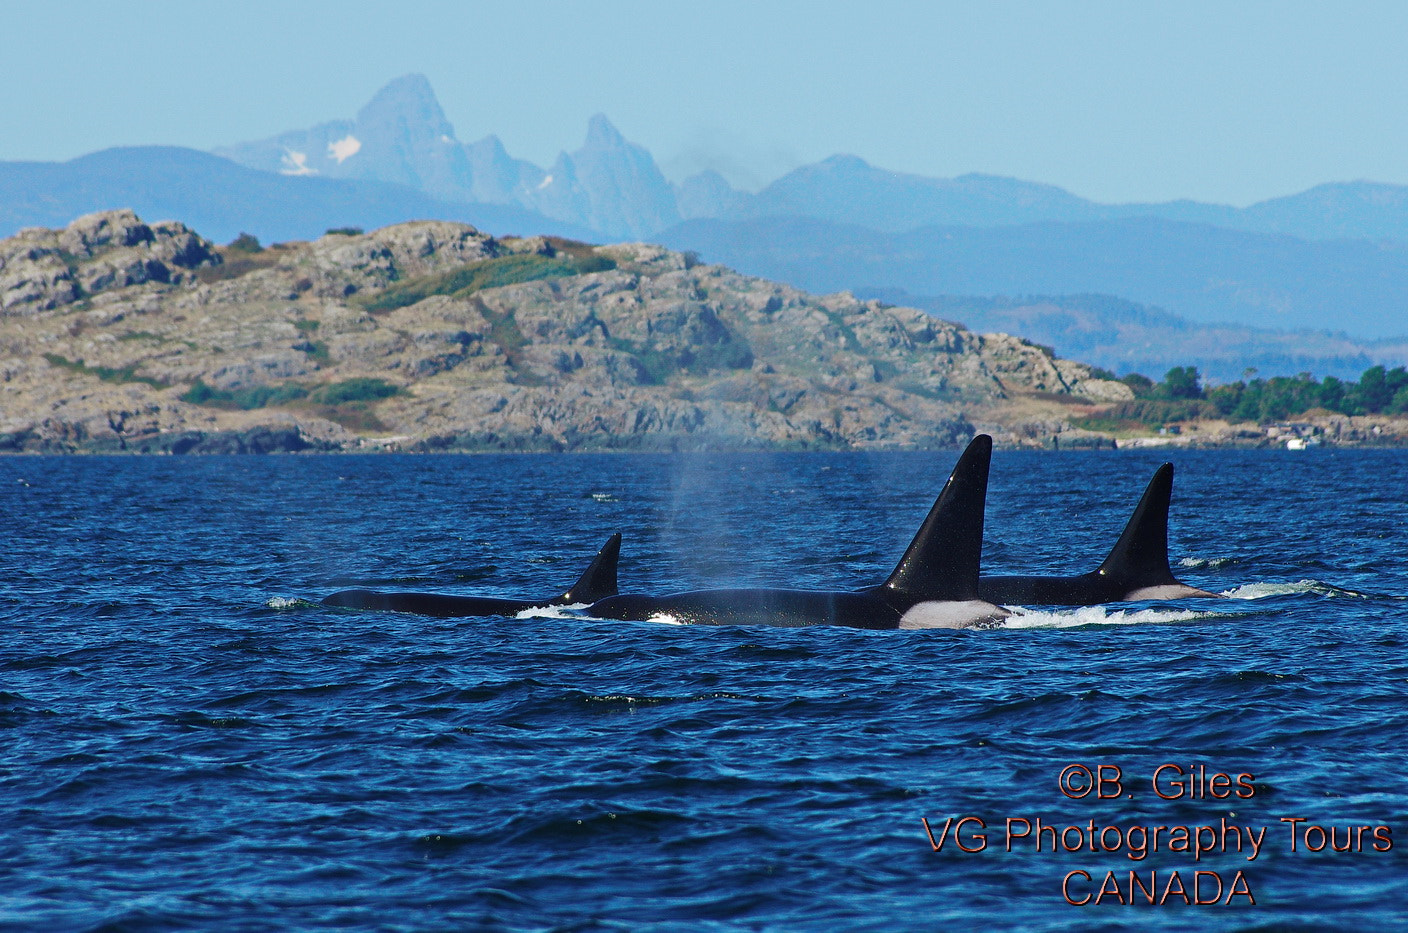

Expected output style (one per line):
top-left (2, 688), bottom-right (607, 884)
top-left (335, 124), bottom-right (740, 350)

top-left (1, 450), bottom-right (1406, 929)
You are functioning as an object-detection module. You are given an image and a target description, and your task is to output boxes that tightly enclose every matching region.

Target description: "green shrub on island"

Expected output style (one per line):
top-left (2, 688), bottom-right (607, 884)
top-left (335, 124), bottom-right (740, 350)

top-left (179, 377), bottom-right (400, 411)
top-left (179, 380), bottom-right (309, 410)
top-left (302, 378), bottom-right (403, 434)
top-left (306, 377), bottom-right (401, 405)
top-left (358, 252), bottom-right (617, 314)
top-left (201, 234), bottom-right (281, 283)
top-left (607, 335), bottom-right (755, 385)
top-left (227, 232), bottom-right (262, 253)
top-left (43, 353), bottom-right (169, 389)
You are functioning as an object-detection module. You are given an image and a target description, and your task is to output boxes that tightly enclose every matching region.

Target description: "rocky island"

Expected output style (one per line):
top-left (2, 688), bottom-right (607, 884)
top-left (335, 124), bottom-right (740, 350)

top-left (0, 208), bottom-right (1254, 454)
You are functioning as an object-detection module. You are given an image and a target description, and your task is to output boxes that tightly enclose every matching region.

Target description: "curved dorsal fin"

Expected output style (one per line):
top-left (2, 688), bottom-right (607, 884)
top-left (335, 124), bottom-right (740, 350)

top-left (559, 533), bottom-right (622, 604)
top-left (880, 435), bottom-right (991, 601)
top-left (1094, 463), bottom-right (1178, 586)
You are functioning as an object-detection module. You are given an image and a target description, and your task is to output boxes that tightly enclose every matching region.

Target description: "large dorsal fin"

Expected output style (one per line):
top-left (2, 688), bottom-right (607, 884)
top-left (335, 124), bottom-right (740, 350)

top-left (1093, 463), bottom-right (1179, 587)
top-left (559, 533), bottom-right (622, 604)
top-left (880, 435), bottom-right (991, 602)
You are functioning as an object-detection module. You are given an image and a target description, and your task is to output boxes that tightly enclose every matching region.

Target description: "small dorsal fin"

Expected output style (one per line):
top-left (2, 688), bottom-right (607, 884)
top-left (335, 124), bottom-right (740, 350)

top-left (1094, 463), bottom-right (1179, 587)
top-left (559, 533), bottom-right (622, 604)
top-left (880, 435), bottom-right (991, 601)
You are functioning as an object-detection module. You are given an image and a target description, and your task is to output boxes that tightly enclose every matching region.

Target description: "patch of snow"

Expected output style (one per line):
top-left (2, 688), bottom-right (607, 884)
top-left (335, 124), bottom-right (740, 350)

top-left (537, 174), bottom-right (554, 190)
top-left (327, 135), bottom-right (362, 164)
top-left (440, 134), bottom-right (454, 144)
top-left (280, 150), bottom-right (318, 176)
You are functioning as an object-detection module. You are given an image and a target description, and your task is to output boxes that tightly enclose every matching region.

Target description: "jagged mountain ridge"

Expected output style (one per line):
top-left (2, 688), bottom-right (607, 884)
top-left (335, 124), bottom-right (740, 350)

top-left (214, 74), bottom-right (1408, 245)
top-left (0, 210), bottom-right (1130, 454)
top-left (216, 75), bottom-right (505, 206)
top-left (215, 76), bottom-right (679, 240)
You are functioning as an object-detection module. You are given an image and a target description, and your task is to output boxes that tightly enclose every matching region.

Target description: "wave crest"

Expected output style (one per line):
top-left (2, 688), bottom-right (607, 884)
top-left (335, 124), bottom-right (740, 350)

top-left (1223, 579), bottom-right (1371, 600)
top-left (1001, 605), bottom-right (1225, 629)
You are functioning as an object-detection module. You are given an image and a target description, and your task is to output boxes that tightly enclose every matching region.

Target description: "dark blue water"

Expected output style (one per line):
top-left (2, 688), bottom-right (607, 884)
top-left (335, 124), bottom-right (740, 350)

top-left (3, 449), bottom-right (1406, 930)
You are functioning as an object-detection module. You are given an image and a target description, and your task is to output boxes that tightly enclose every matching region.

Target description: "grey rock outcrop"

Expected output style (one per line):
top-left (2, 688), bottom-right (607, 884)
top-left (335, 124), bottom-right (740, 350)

top-left (1, 209), bottom-right (218, 314)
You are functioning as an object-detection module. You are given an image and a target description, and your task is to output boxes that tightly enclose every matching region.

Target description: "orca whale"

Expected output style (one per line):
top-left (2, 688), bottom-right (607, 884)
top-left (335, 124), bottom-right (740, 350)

top-left (586, 436), bottom-right (1009, 629)
top-left (977, 463), bottom-right (1221, 605)
top-left (320, 533), bottom-right (621, 617)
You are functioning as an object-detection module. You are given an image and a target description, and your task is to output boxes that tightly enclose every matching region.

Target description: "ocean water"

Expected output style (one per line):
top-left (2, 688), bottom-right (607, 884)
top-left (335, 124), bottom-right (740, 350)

top-left (2, 448), bottom-right (1406, 931)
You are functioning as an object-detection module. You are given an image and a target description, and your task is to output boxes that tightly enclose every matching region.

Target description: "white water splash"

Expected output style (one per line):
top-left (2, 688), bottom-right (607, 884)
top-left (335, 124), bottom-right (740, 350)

top-left (266, 596), bottom-right (314, 609)
top-left (647, 613), bottom-right (686, 626)
top-left (513, 604), bottom-right (582, 619)
top-left (1000, 605), bottom-right (1223, 630)
top-left (1223, 579), bottom-right (1370, 600)
top-left (1180, 556), bottom-right (1238, 569)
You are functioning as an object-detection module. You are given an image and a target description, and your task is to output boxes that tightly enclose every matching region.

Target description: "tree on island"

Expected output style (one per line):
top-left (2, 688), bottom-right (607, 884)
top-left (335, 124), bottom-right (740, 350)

top-left (1083, 364), bottom-right (1408, 430)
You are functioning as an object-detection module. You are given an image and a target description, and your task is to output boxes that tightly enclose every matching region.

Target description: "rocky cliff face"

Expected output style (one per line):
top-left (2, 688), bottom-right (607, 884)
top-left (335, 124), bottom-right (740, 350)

top-left (2, 210), bottom-right (218, 313)
top-left (0, 210), bottom-right (1130, 453)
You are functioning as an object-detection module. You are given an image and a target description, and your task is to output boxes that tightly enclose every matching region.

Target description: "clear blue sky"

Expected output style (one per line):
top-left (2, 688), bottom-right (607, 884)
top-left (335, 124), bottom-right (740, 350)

top-left (4, 0), bottom-right (1407, 206)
